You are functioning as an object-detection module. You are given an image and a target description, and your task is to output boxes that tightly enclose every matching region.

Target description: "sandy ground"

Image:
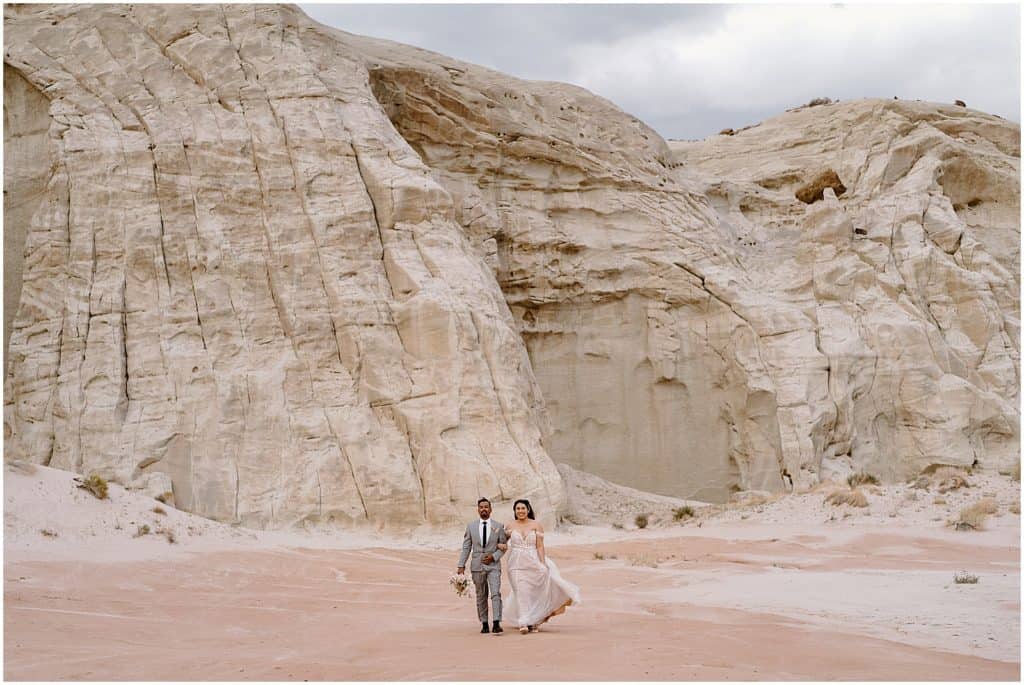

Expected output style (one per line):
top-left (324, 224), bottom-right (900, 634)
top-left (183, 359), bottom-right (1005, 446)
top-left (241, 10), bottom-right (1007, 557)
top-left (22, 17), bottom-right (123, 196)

top-left (4, 462), bottom-right (1021, 680)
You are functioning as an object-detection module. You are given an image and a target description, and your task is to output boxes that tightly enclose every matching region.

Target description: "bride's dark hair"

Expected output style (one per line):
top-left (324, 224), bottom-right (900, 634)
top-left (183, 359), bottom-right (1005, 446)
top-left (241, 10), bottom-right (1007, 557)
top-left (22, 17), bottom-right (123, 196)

top-left (512, 499), bottom-right (535, 520)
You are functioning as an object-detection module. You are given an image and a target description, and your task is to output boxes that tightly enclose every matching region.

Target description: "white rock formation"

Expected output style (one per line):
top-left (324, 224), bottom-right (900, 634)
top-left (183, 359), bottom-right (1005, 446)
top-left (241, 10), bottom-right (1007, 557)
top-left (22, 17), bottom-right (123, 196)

top-left (670, 99), bottom-right (1019, 483)
top-left (3, 3), bottom-right (564, 528)
top-left (5, 5), bottom-right (1018, 525)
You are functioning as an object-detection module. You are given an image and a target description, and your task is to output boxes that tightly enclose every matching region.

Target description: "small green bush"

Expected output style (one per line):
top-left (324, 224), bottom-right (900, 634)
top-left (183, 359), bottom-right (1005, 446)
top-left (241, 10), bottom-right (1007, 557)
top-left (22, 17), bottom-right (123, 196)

top-left (634, 513), bottom-right (649, 529)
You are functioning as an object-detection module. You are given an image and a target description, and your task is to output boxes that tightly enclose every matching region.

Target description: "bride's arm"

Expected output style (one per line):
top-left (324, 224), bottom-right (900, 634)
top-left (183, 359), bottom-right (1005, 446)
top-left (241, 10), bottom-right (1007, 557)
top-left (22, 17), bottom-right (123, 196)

top-left (535, 525), bottom-right (545, 564)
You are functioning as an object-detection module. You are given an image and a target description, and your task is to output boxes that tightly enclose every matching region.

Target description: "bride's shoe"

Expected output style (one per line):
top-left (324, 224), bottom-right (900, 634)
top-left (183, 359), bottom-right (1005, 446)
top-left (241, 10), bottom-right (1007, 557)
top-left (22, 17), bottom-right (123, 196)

top-left (519, 626), bottom-right (529, 634)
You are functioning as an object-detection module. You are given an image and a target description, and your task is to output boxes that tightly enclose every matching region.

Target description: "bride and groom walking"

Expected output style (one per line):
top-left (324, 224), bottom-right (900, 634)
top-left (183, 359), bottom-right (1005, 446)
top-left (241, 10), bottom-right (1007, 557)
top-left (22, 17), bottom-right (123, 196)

top-left (456, 497), bottom-right (580, 635)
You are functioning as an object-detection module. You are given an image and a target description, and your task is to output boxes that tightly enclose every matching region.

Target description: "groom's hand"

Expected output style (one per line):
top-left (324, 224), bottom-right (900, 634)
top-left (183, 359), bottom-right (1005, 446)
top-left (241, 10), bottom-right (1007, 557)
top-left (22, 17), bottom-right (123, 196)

top-left (457, 567), bottom-right (465, 574)
top-left (482, 554), bottom-right (494, 564)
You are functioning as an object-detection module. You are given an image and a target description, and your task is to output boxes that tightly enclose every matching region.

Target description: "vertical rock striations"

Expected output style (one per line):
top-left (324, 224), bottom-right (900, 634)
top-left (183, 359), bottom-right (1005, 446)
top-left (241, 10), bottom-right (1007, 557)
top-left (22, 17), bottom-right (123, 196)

top-left (6, 5), bottom-right (1018, 521)
top-left (3, 4), bottom-right (564, 528)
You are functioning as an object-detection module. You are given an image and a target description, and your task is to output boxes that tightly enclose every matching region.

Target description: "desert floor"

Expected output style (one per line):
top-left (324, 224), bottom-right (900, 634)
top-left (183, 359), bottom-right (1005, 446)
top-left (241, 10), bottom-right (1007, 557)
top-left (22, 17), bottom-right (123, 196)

top-left (4, 464), bottom-right (1021, 680)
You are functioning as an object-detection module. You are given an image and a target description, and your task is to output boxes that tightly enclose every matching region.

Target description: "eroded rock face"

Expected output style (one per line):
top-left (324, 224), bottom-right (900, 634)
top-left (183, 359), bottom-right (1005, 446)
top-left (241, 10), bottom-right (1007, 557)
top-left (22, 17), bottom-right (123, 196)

top-left (5, 5), bottom-right (1018, 522)
top-left (3, 4), bottom-right (564, 528)
top-left (671, 99), bottom-right (1019, 481)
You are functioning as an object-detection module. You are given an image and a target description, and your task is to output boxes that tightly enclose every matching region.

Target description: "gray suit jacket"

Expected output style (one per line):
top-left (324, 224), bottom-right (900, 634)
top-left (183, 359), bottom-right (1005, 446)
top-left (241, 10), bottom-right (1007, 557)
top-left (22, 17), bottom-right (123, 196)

top-left (458, 519), bottom-right (507, 572)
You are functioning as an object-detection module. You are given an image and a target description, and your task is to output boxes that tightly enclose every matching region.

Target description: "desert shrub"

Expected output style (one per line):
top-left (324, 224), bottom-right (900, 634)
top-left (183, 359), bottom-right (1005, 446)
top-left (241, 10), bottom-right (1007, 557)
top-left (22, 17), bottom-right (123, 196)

top-left (134, 524), bottom-right (151, 538)
top-left (634, 513), bottom-right (649, 529)
top-left (954, 571), bottom-right (978, 584)
top-left (954, 100), bottom-right (966, 107)
top-left (1010, 503), bottom-right (1020, 515)
top-left (76, 474), bottom-right (108, 500)
top-left (40, 528), bottom-right (58, 537)
top-left (152, 506), bottom-right (167, 516)
top-left (719, 128), bottom-right (735, 136)
top-left (933, 497), bottom-right (947, 505)
top-left (158, 528), bottom-right (176, 544)
top-left (825, 488), bottom-right (868, 508)
top-left (956, 498), bottom-right (998, 530)
top-left (673, 506), bottom-right (695, 521)
top-left (806, 97), bottom-right (833, 107)
top-left (155, 491), bottom-right (174, 504)
top-left (611, 522), bottom-right (624, 530)
top-left (593, 552), bottom-right (605, 560)
top-left (847, 472), bottom-right (879, 488)
top-left (795, 169), bottom-right (846, 204)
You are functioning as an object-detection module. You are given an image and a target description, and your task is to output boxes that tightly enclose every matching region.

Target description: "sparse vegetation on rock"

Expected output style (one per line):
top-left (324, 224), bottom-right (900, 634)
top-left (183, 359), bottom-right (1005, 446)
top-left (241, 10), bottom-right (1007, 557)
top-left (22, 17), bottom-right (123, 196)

top-left (806, 97), bottom-right (833, 107)
top-left (847, 472), bottom-right (879, 488)
top-left (825, 488), bottom-right (868, 508)
top-left (134, 524), bottom-right (151, 538)
top-left (75, 474), bottom-right (109, 500)
top-left (673, 505), bottom-right (695, 521)
top-left (634, 513), bottom-right (649, 529)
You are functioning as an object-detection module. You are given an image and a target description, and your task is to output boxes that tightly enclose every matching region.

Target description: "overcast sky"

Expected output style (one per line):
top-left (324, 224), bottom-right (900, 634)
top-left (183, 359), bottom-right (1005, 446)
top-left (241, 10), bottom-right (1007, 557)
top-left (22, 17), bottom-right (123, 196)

top-left (300, 2), bottom-right (1021, 140)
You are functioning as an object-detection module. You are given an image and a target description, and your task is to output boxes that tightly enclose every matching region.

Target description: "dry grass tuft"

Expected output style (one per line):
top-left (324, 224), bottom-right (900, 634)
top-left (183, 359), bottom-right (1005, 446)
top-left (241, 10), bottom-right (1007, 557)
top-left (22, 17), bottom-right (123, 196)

top-left (40, 528), bottom-right (58, 537)
top-left (76, 474), bottom-right (109, 500)
top-left (1010, 502), bottom-right (1020, 515)
top-left (593, 552), bottom-right (605, 560)
top-left (847, 472), bottom-right (879, 488)
top-left (825, 488), bottom-right (868, 508)
top-left (718, 128), bottom-right (736, 136)
top-left (154, 491), bottom-right (174, 504)
top-left (673, 505), bottom-right (695, 521)
top-left (133, 524), bottom-right (151, 538)
top-left (806, 97), bottom-right (833, 107)
top-left (158, 528), bottom-right (176, 544)
top-left (956, 498), bottom-right (998, 530)
top-left (152, 506), bottom-right (167, 516)
top-left (611, 522), bottom-right (624, 530)
top-left (795, 169), bottom-right (846, 204)
top-left (634, 513), bottom-right (650, 529)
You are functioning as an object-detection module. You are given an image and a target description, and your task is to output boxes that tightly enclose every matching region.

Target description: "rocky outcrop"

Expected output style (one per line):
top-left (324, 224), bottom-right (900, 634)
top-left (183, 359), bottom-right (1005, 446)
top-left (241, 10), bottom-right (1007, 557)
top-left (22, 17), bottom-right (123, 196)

top-left (5, 5), bottom-right (1019, 525)
top-left (2, 4), bottom-right (564, 528)
top-left (671, 99), bottom-right (1019, 482)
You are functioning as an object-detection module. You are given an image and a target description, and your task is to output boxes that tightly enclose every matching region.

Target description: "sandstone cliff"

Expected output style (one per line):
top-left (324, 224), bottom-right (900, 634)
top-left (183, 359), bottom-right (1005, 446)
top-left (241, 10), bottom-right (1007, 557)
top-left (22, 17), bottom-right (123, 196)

top-left (5, 4), bottom-right (1019, 527)
top-left (3, 3), bottom-right (564, 528)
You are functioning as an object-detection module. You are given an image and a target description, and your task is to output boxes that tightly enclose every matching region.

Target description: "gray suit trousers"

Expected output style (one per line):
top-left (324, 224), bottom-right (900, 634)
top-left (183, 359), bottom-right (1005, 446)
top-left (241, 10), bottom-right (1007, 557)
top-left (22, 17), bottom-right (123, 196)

top-left (472, 568), bottom-right (501, 622)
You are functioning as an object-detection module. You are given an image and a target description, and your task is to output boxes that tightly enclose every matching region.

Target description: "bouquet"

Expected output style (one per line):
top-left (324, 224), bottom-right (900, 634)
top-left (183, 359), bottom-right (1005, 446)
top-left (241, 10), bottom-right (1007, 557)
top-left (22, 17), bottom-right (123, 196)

top-left (449, 573), bottom-right (473, 598)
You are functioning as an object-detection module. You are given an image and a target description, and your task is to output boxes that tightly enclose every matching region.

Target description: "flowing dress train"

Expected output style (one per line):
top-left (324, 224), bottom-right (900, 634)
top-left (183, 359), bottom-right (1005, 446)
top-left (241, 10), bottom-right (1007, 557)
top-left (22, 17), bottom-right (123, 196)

top-left (504, 529), bottom-right (580, 628)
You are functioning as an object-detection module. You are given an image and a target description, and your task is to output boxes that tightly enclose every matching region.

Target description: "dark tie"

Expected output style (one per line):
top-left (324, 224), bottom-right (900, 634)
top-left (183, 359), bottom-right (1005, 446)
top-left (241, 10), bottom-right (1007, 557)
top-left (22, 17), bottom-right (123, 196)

top-left (481, 520), bottom-right (488, 547)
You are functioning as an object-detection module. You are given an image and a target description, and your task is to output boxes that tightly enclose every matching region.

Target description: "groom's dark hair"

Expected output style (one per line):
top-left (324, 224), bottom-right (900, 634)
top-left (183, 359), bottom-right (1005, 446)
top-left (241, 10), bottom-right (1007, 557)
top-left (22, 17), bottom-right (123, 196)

top-left (477, 497), bottom-right (491, 506)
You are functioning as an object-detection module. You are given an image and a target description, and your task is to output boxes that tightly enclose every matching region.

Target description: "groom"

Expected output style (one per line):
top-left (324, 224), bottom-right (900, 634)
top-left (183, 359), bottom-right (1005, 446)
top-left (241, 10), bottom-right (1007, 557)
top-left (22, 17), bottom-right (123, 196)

top-left (456, 497), bottom-right (507, 634)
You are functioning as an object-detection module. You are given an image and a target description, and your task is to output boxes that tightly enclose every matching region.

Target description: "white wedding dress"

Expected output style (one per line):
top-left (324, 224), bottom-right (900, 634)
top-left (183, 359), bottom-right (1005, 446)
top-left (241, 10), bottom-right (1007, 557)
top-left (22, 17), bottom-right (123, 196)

top-left (503, 529), bottom-right (580, 628)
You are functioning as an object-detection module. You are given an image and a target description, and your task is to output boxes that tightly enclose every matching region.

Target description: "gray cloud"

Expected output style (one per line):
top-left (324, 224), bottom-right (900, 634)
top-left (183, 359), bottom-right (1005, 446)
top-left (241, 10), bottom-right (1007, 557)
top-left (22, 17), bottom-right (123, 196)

top-left (300, 3), bottom-right (1021, 140)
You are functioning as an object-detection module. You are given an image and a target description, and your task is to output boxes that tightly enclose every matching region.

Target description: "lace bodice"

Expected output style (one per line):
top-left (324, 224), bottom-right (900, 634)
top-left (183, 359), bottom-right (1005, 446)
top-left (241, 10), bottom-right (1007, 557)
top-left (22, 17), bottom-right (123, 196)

top-left (509, 528), bottom-right (539, 549)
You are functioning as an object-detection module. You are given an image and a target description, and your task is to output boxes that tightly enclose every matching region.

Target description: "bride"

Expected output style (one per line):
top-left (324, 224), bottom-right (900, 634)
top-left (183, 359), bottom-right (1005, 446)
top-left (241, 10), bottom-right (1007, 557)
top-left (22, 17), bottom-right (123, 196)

top-left (496, 499), bottom-right (580, 634)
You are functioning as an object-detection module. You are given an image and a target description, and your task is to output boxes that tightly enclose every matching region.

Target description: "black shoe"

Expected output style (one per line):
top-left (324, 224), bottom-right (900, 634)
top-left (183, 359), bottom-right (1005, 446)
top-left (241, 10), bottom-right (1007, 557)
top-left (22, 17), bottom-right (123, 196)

top-left (480, 622), bottom-right (490, 634)
top-left (492, 620), bottom-right (503, 635)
